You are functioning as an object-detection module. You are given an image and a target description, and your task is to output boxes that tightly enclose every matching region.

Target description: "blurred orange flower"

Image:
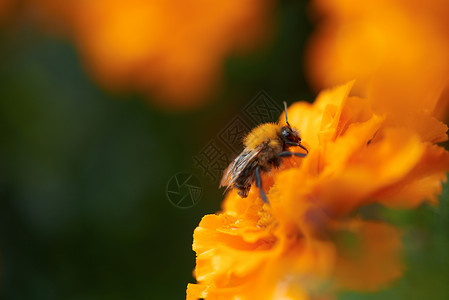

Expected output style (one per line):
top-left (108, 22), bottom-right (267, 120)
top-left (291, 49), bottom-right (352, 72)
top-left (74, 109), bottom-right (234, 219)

top-left (187, 82), bottom-right (449, 299)
top-left (305, 0), bottom-right (449, 121)
top-left (72, 0), bottom-right (275, 109)
top-left (0, 0), bottom-right (13, 24)
top-left (9, 0), bottom-right (273, 109)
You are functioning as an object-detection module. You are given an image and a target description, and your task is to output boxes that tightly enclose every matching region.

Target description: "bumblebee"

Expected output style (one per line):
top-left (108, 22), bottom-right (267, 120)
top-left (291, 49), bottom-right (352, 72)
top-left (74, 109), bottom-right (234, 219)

top-left (220, 102), bottom-right (308, 203)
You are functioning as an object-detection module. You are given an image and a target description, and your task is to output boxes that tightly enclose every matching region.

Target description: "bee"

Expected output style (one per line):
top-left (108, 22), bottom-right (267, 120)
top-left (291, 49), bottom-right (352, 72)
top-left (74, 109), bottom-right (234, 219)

top-left (220, 101), bottom-right (308, 203)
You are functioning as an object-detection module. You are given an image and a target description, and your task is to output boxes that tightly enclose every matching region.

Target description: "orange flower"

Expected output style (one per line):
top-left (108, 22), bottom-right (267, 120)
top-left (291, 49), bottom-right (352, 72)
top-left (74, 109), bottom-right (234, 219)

top-left (187, 82), bottom-right (449, 299)
top-left (0, 0), bottom-right (13, 24)
top-left (13, 0), bottom-right (273, 109)
top-left (305, 0), bottom-right (449, 121)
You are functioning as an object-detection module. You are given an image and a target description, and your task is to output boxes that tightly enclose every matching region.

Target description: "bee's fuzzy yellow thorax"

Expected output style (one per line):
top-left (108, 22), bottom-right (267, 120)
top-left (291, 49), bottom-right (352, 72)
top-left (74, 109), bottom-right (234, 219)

top-left (244, 123), bottom-right (281, 150)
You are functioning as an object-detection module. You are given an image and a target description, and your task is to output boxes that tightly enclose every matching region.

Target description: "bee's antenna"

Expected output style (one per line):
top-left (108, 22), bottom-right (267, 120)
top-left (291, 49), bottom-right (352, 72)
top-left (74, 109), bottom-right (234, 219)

top-left (283, 101), bottom-right (291, 127)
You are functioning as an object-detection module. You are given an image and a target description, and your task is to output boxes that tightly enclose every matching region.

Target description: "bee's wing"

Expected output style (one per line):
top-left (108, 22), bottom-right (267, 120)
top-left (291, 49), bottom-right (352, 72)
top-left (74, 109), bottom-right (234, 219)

top-left (219, 147), bottom-right (262, 190)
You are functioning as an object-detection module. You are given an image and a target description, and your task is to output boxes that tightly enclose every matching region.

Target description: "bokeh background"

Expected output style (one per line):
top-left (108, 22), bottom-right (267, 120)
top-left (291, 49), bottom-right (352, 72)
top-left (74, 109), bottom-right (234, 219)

top-left (0, 0), bottom-right (447, 299)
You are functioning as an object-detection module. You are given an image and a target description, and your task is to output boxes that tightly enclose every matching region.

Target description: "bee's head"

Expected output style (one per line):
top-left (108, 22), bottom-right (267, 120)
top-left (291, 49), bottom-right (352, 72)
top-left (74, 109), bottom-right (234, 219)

top-left (281, 101), bottom-right (301, 144)
top-left (281, 101), bottom-right (308, 153)
top-left (280, 125), bottom-right (301, 144)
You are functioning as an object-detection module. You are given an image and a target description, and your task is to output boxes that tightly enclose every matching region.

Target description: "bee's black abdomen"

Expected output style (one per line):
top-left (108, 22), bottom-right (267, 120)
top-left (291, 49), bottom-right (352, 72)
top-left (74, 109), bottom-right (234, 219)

top-left (233, 161), bottom-right (257, 198)
top-left (233, 153), bottom-right (283, 198)
top-left (269, 156), bottom-right (282, 168)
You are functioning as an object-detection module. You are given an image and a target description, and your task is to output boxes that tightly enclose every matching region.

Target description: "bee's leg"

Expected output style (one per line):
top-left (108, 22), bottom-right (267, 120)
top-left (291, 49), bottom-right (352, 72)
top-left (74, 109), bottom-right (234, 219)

top-left (255, 166), bottom-right (269, 203)
top-left (278, 151), bottom-right (307, 158)
top-left (285, 142), bottom-right (308, 153)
